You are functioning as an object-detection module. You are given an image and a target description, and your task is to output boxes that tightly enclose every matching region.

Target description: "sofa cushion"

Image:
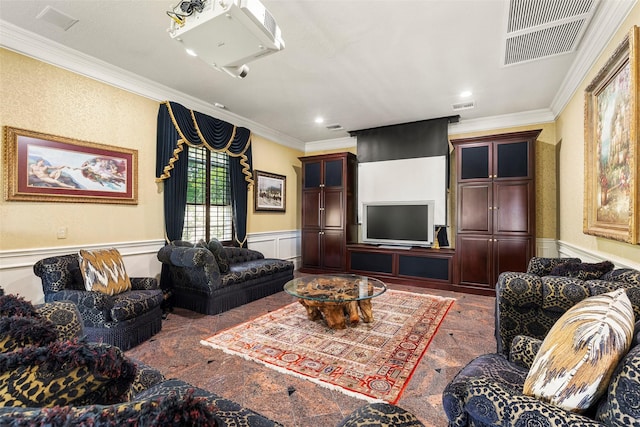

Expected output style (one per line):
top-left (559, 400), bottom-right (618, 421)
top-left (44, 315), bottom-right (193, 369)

top-left (549, 260), bottom-right (615, 280)
top-left (79, 248), bottom-right (132, 296)
top-left (222, 259), bottom-right (294, 287)
top-left (596, 344), bottom-right (640, 425)
top-left (0, 340), bottom-right (136, 407)
top-left (207, 239), bottom-right (230, 273)
top-left (523, 289), bottom-right (635, 412)
top-left (36, 301), bottom-right (83, 341)
top-left (601, 268), bottom-right (640, 286)
top-left (588, 279), bottom-right (640, 320)
top-left (0, 317), bottom-right (58, 353)
top-left (110, 290), bottom-right (164, 322)
top-left (540, 276), bottom-right (590, 313)
top-left (0, 388), bottom-right (220, 426)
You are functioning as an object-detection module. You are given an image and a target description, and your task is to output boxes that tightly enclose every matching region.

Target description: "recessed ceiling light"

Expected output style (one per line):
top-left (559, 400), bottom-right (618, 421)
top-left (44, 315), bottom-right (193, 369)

top-left (460, 90), bottom-right (473, 98)
top-left (185, 48), bottom-right (198, 57)
top-left (314, 117), bottom-right (324, 124)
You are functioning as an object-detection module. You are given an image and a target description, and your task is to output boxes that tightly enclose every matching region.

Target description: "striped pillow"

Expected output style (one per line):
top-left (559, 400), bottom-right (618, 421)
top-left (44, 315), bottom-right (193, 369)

top-left (79, 248), bottom-right (131, 295)
top-left (523, 289), bottom-right (634, 412)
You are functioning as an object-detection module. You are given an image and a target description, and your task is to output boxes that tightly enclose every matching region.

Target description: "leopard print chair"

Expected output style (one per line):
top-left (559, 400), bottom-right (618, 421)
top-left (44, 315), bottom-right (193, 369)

top-left (443, 257), bottom-right (640, 426)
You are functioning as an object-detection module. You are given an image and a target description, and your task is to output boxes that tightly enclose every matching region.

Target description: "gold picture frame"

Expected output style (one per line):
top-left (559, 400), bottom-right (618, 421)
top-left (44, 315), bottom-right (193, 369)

top-left (3, 127), bottom-right (138, 204)
top-left (254, 170), bottom-right (286, 212)
top-left (584, 25), bottom-right (639, 244)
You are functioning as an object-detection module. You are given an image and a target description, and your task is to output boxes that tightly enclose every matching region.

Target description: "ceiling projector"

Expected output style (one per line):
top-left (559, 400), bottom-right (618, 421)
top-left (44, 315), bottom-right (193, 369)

top-left (168, 0), bottom-right (285, 78)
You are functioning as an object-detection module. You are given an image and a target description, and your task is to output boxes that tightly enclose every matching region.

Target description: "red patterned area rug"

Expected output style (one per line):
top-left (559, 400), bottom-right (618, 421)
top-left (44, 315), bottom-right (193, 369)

top-left (200, 290), bottom-right (455, 403)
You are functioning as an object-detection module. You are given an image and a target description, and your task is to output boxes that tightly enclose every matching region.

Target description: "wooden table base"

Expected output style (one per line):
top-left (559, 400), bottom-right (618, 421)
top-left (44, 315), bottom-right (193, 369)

top-left (298, 299), bottom-right (374, 329)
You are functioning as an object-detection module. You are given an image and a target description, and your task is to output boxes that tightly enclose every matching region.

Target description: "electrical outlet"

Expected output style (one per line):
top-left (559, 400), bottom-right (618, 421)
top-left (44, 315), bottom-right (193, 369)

top-left (57, 227), bottom-right (67, 239)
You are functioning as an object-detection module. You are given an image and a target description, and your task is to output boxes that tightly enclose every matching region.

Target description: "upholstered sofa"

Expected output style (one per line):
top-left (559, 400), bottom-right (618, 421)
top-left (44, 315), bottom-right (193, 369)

top-left (157, 240), bottom-right (294, 315)
top-left (442, 257), bottom-right (640, 426)
top-left (0, 290), bottom-right (423, 426)
top-left (33, 250), bottom-right (164, 351)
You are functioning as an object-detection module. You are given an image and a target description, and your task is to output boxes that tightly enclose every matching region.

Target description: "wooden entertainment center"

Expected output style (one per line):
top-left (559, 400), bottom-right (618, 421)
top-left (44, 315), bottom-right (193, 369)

top-left (299, 129), bottom-right (539, 297)
top-left (346, 244), bottom-right (461, 292)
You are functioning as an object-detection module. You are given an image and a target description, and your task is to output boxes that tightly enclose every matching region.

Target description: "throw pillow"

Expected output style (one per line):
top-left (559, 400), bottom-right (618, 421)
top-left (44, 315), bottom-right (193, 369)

top-left (0, 294), bottom-right (39, 318)
top-left (523, 289), bottom-right (634, 412)
top-left (79, 248), bottom-right (132, 295)
top-left (0, 339), bottom-right (136, 407)
top-left (0, 316), bottom-right (58, 353)
top-left (549, 261), bottom-right (615, 281)
top-left (207, 239), bottom-right (230, 273)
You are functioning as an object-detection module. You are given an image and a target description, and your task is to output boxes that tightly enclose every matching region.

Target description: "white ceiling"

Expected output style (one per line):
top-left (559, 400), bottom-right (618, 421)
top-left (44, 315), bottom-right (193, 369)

top-left (0, 0), bottom-right (635, 149)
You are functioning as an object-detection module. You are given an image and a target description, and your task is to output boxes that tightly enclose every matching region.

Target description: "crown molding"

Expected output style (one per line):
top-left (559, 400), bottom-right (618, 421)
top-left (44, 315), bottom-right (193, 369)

top-left (447, 109), bottom-right (555, 135)
top-left (0, 20), bottom-right (305, 152)
top-left (550, 0), bottom-right (637, 116)
top-left (304, 136), bottom-right (357, 153)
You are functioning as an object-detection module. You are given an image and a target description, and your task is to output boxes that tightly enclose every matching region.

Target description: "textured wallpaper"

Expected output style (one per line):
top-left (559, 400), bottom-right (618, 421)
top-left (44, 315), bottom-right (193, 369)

top-left (0, 49), bottom-right (162, 250)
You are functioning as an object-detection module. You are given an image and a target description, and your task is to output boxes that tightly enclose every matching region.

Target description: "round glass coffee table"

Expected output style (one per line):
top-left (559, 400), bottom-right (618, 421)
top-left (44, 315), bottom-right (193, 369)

top-left (284, 274), bottom-right (387, 329)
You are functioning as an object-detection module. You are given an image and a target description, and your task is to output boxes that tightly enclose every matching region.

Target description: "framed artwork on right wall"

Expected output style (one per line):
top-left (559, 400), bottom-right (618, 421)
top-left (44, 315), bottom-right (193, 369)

top-left (584, 25), bottom-right (639, 244)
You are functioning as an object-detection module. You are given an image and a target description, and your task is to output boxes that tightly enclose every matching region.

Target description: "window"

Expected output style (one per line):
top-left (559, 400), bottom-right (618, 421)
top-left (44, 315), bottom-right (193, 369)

top-left (182, 146), bottom-right (233, 243)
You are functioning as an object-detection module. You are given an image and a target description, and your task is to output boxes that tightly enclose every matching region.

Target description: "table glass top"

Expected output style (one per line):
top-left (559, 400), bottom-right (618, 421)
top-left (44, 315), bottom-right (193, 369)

top-left (283, 274), bottom-right (387, 302)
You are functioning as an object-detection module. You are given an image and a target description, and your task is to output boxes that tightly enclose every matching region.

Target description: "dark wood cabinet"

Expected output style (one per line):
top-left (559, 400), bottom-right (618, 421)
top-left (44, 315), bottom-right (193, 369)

top-left (299, 152), bottom-right (357, 272)
top-left (451, 130), bottom-right (540, 293)
top-left (347, 244), bottom-right (455, 290)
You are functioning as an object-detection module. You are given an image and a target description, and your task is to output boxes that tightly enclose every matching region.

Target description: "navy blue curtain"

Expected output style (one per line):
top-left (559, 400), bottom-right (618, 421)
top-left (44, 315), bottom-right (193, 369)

top-left (155, 101), bottom-right (253, 247)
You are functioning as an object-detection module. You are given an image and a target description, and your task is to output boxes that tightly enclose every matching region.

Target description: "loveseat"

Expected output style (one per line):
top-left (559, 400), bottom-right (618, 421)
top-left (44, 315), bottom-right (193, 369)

top-left (33, 250), bottom-right (164, 351)
top-left (442, 257), bottom-right (640, 426)
top-left (0, 289), bottom-right (424, 426)
top-left (157, 240), bottom-right (294, 315)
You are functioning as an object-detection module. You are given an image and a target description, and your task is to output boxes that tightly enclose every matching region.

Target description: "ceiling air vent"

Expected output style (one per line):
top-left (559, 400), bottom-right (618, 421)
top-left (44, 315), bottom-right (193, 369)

top-left (503, 0), bottom-right (598, 66)
top-left (326, 124), bottom-right (344, 131)
top-left (452, 101), bottom-right (475, 111)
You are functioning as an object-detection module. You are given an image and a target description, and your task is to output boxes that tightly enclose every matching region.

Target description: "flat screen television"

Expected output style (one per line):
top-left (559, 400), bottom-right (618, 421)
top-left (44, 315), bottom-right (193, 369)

top-left (362, 201), bottom-right (435, 247)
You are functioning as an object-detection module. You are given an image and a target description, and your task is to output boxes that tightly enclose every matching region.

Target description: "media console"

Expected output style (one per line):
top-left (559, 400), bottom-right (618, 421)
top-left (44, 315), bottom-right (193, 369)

top-left (346, 244), bottom-right (495, 296)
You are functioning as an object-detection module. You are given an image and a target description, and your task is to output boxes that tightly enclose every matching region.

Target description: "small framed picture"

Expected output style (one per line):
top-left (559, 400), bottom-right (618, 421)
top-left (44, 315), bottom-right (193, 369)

top-left (254, 170), bottom-right (286, 212)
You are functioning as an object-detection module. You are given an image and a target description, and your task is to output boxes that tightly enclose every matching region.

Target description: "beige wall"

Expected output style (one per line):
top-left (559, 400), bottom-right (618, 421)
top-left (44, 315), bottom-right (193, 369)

top-left (0, 49), bottom-right (163, 250)
top-left (248, 135), bottom-right (303, 232)
top-left (555, 8), bottom-right (640, 266)
top-left (0, 49), bottom-right (304, 252)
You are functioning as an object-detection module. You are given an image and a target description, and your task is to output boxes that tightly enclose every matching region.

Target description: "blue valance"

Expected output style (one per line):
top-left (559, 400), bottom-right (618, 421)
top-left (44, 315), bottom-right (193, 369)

top-left (155, 101), bottom-right (253, 186)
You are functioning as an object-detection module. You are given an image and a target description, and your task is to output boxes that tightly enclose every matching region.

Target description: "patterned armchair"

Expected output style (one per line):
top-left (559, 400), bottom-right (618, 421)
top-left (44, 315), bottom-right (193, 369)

top-left (33, 252), bottom-right (164, 351)
top-left (157, 240), bottom-right (294, 315)
top-left (443, 257), bottom-right (640, 426)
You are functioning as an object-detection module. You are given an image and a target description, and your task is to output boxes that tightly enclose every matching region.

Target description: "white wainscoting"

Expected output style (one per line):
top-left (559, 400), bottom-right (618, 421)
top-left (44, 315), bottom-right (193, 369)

top-left (0, 240), bottom-right (166, 304)
top-left (557, 240), bottom-right (639, 270)
top-left (1, 235), bottom-right (634, 304)
top-left (0, 230), bottom-right (302, 304)
top-left (247, 230), bottom-right (301, 269)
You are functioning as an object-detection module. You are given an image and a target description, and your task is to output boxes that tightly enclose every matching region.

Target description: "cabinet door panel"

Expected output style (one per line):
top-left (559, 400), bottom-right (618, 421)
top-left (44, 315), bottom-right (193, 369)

top-left (302, 230), bottom-right (321, 268)
top-left (494, 237), bottom-right (531, 277)
top-left (324, 159), bottom-right (344, 187)
top-left (495, 141), bottom-right (530, 178)
top-left (302, 191), bottom-right (321, 228)
top-left (459, 184), bottom-right (491, 233)
top-left (460, 145), bottom-right (490, 180)
top-left (323, 230), bottom-right (344, 269)
top-left (304, 161), bottom-right (322, 188)
top-left (324, 190), bottom-right (344, 228)
top-left (494, 182), bottom-right (531, 233)
top-left (457, 235), bottom-right (492, 287)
